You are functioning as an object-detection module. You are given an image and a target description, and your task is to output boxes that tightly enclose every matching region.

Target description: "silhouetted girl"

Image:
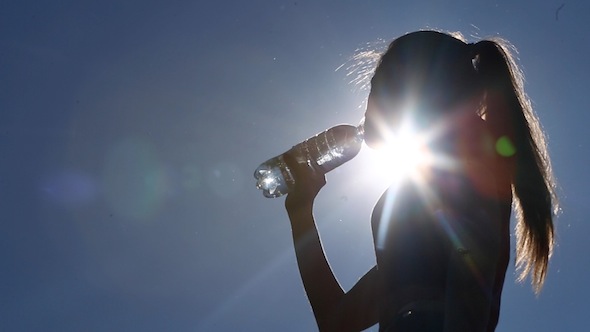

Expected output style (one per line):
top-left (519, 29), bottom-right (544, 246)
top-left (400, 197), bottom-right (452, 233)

top-left (284, 30), bottom-right (557, 331)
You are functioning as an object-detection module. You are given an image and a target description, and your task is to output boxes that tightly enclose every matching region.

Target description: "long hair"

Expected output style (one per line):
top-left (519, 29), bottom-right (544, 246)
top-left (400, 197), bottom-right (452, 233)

top-left (473, 38), bottom-right (557, 294)
top-left (364, 31), bottom-right (557, 293)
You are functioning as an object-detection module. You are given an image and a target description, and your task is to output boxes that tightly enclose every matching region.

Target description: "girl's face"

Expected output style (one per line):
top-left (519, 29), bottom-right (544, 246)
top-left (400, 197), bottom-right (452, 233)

top-left (362, 69), bottom-right (432, 151)
top-left (362, 95), bottom-right (384, 150)
top-left (363, 44), bottom-right (479, 151)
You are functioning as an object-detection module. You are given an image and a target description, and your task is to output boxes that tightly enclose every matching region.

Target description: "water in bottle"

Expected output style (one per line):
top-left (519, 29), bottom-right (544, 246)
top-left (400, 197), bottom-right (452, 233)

top-left (254, 124), bottom-right (364, 198)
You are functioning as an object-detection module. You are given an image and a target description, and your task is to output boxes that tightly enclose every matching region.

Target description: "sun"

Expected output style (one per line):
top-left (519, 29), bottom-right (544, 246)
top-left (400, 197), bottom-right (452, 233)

top-left (360, 120), bottom-right (435, 187)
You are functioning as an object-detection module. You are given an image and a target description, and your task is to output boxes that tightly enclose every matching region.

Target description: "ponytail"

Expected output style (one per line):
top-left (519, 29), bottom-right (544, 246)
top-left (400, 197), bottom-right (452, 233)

top-left (472, 39), bottom-right (557, 294)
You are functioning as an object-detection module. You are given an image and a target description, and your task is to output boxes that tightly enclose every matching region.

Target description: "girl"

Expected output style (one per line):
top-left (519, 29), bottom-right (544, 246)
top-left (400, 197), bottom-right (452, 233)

top-left (284, 30), bottom-right (557, 331)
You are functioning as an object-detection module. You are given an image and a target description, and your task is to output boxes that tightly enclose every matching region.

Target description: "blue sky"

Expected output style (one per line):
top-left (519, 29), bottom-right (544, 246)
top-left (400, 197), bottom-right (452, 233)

top-left (1, 1), bottom-right (588, 331)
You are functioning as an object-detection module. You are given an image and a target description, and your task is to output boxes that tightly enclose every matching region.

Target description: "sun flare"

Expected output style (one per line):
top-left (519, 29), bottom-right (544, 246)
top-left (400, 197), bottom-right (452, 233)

top-left (362, 122), bottom-right (434, 186)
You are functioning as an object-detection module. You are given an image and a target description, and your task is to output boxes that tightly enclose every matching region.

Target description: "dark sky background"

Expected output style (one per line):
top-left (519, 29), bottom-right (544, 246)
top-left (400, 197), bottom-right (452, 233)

top-left (1, 1), bottom-right (588, 331)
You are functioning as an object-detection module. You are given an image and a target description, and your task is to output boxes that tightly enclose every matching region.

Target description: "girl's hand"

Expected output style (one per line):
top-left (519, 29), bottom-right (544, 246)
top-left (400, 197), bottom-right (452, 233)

top-left (283, 152), bottom-right (326, 209)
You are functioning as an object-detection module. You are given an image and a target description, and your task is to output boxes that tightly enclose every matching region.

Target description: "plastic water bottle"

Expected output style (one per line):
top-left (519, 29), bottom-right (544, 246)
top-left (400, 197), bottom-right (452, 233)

top-left (254, 124), bottom-right (364, 198)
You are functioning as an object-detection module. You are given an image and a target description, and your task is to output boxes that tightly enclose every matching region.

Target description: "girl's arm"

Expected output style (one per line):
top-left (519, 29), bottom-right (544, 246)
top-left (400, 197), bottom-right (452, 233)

top-left (284, 155), bottom-right (379, 331)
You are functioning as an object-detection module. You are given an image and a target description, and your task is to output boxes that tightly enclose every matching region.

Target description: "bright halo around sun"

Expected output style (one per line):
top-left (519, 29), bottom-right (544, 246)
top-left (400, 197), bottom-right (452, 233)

top-left (361, 120), bottom-right (434, 187)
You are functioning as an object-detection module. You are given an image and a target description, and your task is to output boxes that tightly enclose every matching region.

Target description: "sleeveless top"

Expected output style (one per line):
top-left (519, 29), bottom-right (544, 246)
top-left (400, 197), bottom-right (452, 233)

top-left (371, 115), bottom-right (512, 331)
